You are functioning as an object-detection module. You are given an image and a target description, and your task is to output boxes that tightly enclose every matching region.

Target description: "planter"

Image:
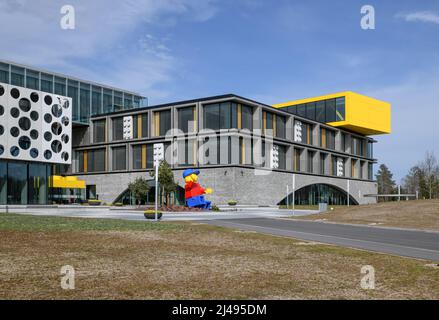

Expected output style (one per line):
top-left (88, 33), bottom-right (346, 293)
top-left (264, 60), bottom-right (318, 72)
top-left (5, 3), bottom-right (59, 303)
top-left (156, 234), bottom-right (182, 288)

top-left (144, 211), bottom-right (162, 220)
top-left (88, 200), bottom-right (102, 206)
top-left (228, 201), bottom-right (238, 206)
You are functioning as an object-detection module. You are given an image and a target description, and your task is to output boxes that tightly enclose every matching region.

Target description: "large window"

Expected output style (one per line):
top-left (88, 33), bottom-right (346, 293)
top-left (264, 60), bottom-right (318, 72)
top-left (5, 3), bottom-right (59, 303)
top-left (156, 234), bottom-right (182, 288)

top-left (301, 122), bottom-right (313, 145)
top-left (79, 83), bottom-right (90, 123)
top-left (93, 120), bottom-right (106, 143)
top-left (264, 111), bottom-right (285, 138)
top-left (177, 139), bottom-right (196, 166)
top-left (114, 91), bottom-right (123, 112)
top-left (10, 66), bottom-right (24, 87)
top-left (112, 146), bottom-right (126, 171)
top-left (326, 129), bottom-right (335, 150)
top-left (54, 77), bottom-right (66, 96)
top-left (282, 96), bottom-right (346, 123)
top-left (292, 184), bottom-right (358, 206)
top-left (367, 141), bottom-right (374, 158)
top-left (320, 153), bottom-right (327, 175)
top-left (7, 162), bottom-right (28, 204)
top-left (28, 164), bottom-right (48, 205)
top-left (278, 145), bottom-right (286, 170)
top-left (26, 70), bottom-right (39, 90)
top-left (67, 80), bottom-right (79, 122)
top-left (178, 106), bottom-right (195, 133)
top-left (155, 109), bottom-right (171, 136)
top-left (41, 73), bottom-right (53, 93)
top-left (132, 144), bottom-right (154, 169)
top-left (92, 86), bottom-right (102, 116)
top-left (276, 114), bottom-right (286, 139)
top-left (204, 102), bottom-right (237, 131)
top-left (112, 117), bottom-right (123, 141)
top-left (87, 149), bottom-right (106, 172)
top-left (307, 151), bottom-right (314, 173)
top-left (103, 89), bottom-right (113, 113)
top-left (0, 62), bottom-right (9, 83)
top-left (294, 148), bottom-right (302, 171)
top-left (241, 105), bottom-right (253, 130)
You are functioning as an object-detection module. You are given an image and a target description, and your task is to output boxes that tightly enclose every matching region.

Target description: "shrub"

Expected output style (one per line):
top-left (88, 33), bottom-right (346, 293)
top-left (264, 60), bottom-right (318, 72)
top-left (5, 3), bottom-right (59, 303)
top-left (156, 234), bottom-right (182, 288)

top-left (228, 200), bottom-right (238, 206)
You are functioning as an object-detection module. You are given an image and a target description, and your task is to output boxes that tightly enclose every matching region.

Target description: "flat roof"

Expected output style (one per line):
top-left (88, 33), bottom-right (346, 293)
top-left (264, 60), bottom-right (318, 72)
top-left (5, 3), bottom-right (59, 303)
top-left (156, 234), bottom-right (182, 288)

top-left (0, 58), bottom-right (146, 98)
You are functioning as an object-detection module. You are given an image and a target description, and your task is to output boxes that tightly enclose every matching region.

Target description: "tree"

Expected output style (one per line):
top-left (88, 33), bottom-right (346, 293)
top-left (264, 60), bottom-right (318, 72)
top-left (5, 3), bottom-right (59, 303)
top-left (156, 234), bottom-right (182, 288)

top-left (419, 151), bottom-right (438, 199)
top-left (128, 177), bottom-right (150, 206)
top-left (150, 160), bottom-right (176, 206)
top-left (375, 164), bottom-right (396, 202)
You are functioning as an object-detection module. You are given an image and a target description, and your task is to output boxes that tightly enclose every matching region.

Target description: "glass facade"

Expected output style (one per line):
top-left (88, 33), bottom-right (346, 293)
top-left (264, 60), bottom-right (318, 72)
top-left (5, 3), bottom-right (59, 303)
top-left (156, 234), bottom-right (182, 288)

top-left (293, 184), bottom-right (358, 206)
top-left (112, 146), bottom-right (126, 171)
top-left (0, 160), bottom-right (52, 205)
top-left (281, 96), bottom-right (346, 123)
top-left (204, 102), bottom-right (238, 131)
top-left (93, 119), bottom-right (106, 143)
top-left (0, 61), bottom-right (147, 124)
top-left (178, 106), bottom-right (195, 133)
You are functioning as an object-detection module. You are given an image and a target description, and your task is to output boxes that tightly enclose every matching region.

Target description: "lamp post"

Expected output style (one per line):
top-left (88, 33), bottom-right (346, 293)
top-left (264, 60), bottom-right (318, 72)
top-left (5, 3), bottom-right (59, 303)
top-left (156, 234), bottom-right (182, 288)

top-left (153, 143), bottom-right (164, 221)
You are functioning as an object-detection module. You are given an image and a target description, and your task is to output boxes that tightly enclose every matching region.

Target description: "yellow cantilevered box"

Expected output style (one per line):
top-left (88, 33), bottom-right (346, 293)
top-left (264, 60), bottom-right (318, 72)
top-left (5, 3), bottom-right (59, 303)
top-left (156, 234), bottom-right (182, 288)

top-left (273, 91), bottom-right (391, 136)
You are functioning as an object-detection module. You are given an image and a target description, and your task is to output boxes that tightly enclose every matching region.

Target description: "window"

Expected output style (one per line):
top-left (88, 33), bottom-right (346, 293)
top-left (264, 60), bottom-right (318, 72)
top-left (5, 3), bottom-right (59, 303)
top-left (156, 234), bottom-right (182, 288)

top-left (92, 86), bottom-right (102, 116)
top-left (301, 122), bottom-right (313, 145)
top-left (368, 163), bottom-right (373, 180)
top-left (341, 133), bottom-right (347, 152)
top-left (141, 113), bottom-right (148, 138)
top-left (132, 145), bottom-right (143, 170)
top-left (204, 102), bottom-right (238, 131)
top-left (326, 129), bottom-right (335, 150)
top-left (40, 73), bottom-right (53, 93)
top-left (7, 162), bottom-right (28, 204)
top-left (359, 161), bottom-right (365, 179)
top-left (351, 137), bottom-right (363, 156)
top-left (320, 153), bottom-right (326, 175)
top-left (79, 83), bottom-right (90, 123)
top-left (367, 141), bottom-right (374, 158)
top-left (10, 66), bottom-right (24, 87)
top-left (93, 120), bottom-right (106, 143)
top-left (351, 159), bottom-right (357, 178)
top-left (276, 114), bottom-right (286, 139)
top-left (87, 149), bottom-right (106, 172)
top-left (112, 146), bottom-right (126, 171)
top-left (114, 91), bottom-right (123, 112)
top-left (336, 97), bottom-right (345, 121)
top-left (241, 105), bottom-right (253, 130)
top-left (320, 128), bottom-right (326, 148)
top-left (265, 111), bottom-right (273, 133)
top-left (178, 106), bottom-right (195, 133)
top-left (306, 102), bottom-right (316, 120)
top-left (124, 94), bottom-right (133, 110)
top-left (154, 109), bottom-right (171, 136)
top-left (331, 156), bottom-right (337, 176)
top-left (0, 62), bottom-right (9, 84)
top-left (26, 70), bottom-right (39, 90)
top-left (287, 106), bottom-right (297, 115)
top-left (54, 77), bottom-right (66, 96)
top-left (325, 99), bottom-right (336, 122)
top-left (103, 89), bottom-right (113, 113)
top-left (316, 101), bottom-right (325, 122)
top-left (178, 139), bottom-right (196, 166)
top-left (0, 161), bottom-right (6, 204)
top-left (297, 104), bottom-right (306, 117)
top-left (67, 80), bottom-right (79, 122)
top-left (294, 148), bottom-right (301, 171)
top-left (112, 117), bottom-right (123, 141)
top-left (307, 151), bottom-right (314, 173)
top-left (278, 145), bottom-right (286, 170)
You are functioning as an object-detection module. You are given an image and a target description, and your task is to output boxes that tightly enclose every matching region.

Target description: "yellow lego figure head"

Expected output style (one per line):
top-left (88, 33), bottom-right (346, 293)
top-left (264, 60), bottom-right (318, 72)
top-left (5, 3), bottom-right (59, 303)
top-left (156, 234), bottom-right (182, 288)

top-left (184, 173), bottom-right (198, 183)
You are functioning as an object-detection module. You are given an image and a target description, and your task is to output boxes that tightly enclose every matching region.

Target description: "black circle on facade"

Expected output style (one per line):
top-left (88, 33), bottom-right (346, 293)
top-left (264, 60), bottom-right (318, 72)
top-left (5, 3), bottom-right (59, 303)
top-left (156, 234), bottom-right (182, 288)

top-left (10, 88), bottom-right (20, 99)
top-left (30, 92), bottom-right (39, 103)
top-left (0, 125), bottom-right (3, 136)
top-left (0, 145), bottom-right (3, 156)
top-left (10, 146), bottom-right (20, 157)
top-left (18, 117), bottom-right (31, 131)
top-left (30, 148), bottom-right (39, 159)
top-left (18, 136), bottom-right (31, 150)
top-left (30, 129), bottom-right (39, 140)
top-left (30, 111), bottom-right (39, 121)
top-left (0, 85), bottom-right (4, 96)
top-left (51, 122), bottom-right (62, 135)
top-left (10, 107), bottom-right (20, 118)
top-left (61, 116), bottom-right (70, 126)
top-left (0, 105), bottom-right (4, 116)
top-left (44, 150), bottom-right (52, 160)
top-left (62, 100), bottom-right (70, 109)
top-left (51, 104), bottom-right (62, 117)
top-left (51, 140), bottom-right (62, 153)
top-left (61, 152), bottom-right (69, 162)
top-left (44, 95), bottom-right (52, 105)
top-left (44, 113), bottom-right (52, 123)
top-left (19, 98), bottom-right (31, 112)
top-left (61, 134), bottom-right (70, 144)
top-left (10, 127), bottom-right (20, 137)
top-left (44, 131), bottom-right (52, 141)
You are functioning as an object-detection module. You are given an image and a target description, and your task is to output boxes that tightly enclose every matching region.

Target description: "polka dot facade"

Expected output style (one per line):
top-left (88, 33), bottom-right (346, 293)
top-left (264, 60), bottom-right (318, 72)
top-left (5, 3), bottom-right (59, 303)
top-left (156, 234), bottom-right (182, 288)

top-left (0, 82), bottom-right (72, 164)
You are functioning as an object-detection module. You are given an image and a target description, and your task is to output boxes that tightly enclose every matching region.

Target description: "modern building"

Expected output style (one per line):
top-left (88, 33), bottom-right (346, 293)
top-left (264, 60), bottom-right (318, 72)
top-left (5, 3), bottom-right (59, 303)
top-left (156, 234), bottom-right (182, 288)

top-left (0, 60), bottom-right (391, 206)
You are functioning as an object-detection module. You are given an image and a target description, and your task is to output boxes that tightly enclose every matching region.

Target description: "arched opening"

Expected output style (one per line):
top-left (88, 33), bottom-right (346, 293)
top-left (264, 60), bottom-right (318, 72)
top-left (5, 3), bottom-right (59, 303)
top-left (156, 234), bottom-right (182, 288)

top-left (278, 183), bottom-right (358, 206)
top-left (114, 182), bottom-right (185, 206)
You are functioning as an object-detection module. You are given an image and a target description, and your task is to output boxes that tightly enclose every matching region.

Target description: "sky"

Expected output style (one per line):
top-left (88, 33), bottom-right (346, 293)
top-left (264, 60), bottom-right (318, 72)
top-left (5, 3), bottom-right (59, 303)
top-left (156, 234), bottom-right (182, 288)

top-left (0, 0), bottom-right (438, 182)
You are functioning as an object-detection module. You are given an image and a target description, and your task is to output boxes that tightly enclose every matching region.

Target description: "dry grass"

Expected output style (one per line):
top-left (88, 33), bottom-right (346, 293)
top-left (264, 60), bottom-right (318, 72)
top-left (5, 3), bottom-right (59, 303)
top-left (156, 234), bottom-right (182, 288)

top-left (0, 214), bottom-right (438, 299)
top-left (295, 200), bottom-right (439, 231)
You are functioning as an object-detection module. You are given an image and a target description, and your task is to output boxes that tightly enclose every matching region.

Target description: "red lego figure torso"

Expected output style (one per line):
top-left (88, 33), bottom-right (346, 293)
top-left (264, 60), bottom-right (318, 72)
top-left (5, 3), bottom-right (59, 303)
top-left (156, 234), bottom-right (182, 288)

top-left (185, 181), bottom-right (205, 199)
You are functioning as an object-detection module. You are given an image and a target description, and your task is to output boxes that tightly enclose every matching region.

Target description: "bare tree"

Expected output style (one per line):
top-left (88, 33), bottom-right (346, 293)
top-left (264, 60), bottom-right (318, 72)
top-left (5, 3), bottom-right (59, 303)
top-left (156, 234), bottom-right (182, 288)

top-left (420, 151), bottom-right (437, 199)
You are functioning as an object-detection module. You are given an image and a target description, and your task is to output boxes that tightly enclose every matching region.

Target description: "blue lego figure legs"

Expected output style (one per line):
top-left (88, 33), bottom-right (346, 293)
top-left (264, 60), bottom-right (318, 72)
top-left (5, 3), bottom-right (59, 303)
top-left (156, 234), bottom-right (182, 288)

top-left (186, 195), bottom-right (212, 210)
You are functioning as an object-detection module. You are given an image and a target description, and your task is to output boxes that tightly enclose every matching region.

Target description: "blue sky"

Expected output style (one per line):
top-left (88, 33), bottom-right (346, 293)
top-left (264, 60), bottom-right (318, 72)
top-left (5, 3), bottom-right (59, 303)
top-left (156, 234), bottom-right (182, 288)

top-left (0, 0), bottom-right (438, 182)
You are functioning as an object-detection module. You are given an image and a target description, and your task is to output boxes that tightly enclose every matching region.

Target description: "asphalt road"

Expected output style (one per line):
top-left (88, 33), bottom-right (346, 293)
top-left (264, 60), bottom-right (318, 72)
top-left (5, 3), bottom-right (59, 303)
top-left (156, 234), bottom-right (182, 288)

top-left (205, 218), bottom-right (439, 261)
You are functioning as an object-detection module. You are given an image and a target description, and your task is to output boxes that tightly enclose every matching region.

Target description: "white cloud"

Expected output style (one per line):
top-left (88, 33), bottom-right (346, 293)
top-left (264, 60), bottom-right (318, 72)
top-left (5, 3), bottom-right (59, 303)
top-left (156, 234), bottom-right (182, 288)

top-left (0, 0), bottom-right (218, 100)
top-left (396, 11), bottom-right (439, 24)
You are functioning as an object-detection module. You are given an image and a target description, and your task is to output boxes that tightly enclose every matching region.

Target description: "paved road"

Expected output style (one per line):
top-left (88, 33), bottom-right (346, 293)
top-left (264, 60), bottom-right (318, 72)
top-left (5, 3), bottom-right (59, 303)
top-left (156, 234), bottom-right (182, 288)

top-left (205, 218), bottom-right (439, 261)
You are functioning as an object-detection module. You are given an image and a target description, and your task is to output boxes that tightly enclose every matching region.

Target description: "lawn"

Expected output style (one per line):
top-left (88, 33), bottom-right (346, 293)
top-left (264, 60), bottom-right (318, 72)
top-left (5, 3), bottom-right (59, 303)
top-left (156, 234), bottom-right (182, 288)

top-left (292, 199), bottom-right (439, 231)
top-left (0, 213), bottom-right (438, 299)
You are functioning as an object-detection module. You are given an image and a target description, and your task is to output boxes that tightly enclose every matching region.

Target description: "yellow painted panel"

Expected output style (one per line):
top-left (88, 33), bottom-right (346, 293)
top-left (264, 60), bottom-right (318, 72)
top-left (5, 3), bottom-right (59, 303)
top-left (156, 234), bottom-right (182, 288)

top-left (83, 151), bottom-right (88, 173)
top-left (137, 115), bottom-right (142, 139)
top-left (154, 112), bottom-right (160, 136)
top-left (141, 144), bottom-right (147, 169)
top-left (237, 104), bottom-right (242, 129)
top-left (51, 176), bottom-right (86, 189)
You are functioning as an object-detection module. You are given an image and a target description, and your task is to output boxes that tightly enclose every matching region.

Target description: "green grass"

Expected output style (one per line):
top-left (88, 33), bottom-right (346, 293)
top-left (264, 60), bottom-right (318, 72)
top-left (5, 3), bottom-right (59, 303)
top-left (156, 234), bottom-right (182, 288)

top-left (0, 213), bottom-right (183, 232)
